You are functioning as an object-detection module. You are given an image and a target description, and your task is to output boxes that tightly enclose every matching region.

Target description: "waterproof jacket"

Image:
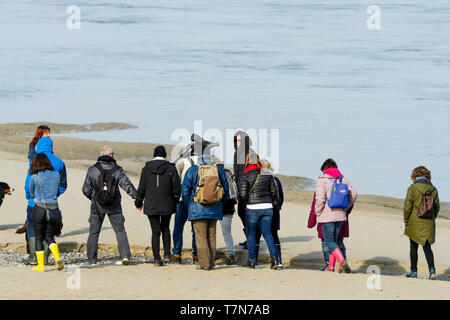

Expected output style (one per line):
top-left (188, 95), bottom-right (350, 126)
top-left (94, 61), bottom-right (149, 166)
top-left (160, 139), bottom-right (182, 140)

top-left (25, 137), bottom-right (67, 207)
top-left (233, 130), bottom-right (254, 184)
top-left (135, 158), bottom-right (181, 216)
top-left (182, 155), bottom-right (230, 221)
top-left (308, 192), bottom-right (353, 239)
top-left (82, 156), bottom-right (137, 215)
top-left (238, 168), bottom-right (278, 207)
top-left (314, 168), bottom-right (358, 223)
top-left (404, 178), bottom-right (440, 246)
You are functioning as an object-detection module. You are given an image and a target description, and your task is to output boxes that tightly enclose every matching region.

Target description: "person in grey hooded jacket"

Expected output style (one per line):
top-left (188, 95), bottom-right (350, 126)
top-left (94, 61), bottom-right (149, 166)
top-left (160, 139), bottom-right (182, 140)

top-left (82, 145), bottom-right (137, 265)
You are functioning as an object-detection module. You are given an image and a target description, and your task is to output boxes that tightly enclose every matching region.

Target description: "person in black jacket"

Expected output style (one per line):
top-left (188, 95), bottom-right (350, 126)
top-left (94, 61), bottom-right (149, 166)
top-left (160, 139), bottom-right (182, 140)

top-left (239, 153), bottom-right (278, 269)
top-left (135, 146), bottom-right (181, 266)
top-left (255, 160), bottom-right (284, 268)
top-left (233, 130), bottom-right (254, 248)
top-left (82, 146), bottom-right (137, 266)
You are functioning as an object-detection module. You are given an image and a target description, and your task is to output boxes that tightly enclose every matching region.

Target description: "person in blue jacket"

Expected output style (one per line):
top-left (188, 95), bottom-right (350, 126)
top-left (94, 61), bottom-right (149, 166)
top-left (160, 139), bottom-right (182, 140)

top-left (25, 137), bottom-right (67, 263)
top-left (182, 154), bottom-right (229, 270)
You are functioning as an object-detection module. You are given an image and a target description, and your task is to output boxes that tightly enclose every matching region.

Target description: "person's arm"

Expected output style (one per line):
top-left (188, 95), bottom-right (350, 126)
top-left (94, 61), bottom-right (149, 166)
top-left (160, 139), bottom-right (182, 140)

top-left (314, 180), bottom-right (326, 216)
top-left (238, 175), bottom-right (249, 205)
top-left (29, 175), bottom-right (36, 200)
top-left (434, 189), bottom-right (440, 218)
top-left (346, 178), bottom-right (358, 206)
top-left (82, 168), bottom-right (94, 200)
top-left (58, 163), bottom-right (68, 197)
top-left (181, 167), bottom-right (194, 204)
top-left (171, 166), bottom-right (181, 202)
top-left (307, 193), bottom-right (317, 228)
top-left (135, 167), bottom-right (147, 208)
top-left (277, 177), bottom-right (284, 209)
top-left (117, 167), bottom-right (137, 200)
top-left (175, 159), bottom-right (184, 181)
top-left (24, 171), bottom-right (32, 201)
top-left (403, 186), bottom-right (414, 224)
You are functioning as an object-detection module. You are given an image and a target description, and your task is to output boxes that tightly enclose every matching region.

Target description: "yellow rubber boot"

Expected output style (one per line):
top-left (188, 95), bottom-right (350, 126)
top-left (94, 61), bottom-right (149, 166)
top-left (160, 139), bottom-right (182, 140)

top-left (32, 251), bottom-right (45, 272)
top-left (49, 243), bottom-right (64, 271)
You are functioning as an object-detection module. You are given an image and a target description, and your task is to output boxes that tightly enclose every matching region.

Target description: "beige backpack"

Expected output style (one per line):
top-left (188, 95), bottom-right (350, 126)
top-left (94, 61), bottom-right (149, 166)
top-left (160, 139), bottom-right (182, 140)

top-left (193, 164), bottom-right (224, 205)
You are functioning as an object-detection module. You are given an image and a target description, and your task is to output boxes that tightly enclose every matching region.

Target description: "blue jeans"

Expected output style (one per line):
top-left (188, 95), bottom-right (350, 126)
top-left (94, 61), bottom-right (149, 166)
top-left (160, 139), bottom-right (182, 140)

top-left (321, 221), bottom-right (344, 253)
top-left (26, 205), bottom-right (35, 237)
top-left (246, 208), bottom-right (277, 262)
top-left (172, 202), bottom-right (197, 256)
top-left (322, 238), bottom-right (346, 264)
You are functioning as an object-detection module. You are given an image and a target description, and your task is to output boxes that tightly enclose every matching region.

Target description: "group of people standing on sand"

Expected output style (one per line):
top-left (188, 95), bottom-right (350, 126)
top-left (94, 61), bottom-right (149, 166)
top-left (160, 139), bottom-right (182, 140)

top-left (15, 124), bottom-right (441, 279)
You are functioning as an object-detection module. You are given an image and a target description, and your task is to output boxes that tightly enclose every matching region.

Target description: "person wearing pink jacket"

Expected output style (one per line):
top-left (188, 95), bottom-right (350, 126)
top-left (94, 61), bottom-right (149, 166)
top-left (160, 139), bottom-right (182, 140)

top-left (314, 159), bottom-right (358, 273)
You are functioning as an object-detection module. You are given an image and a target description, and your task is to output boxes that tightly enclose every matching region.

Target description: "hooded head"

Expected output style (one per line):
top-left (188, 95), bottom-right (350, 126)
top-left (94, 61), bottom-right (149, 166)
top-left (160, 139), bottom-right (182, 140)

top-left (153, 145), bottom-right (167, 158)
top-left (233, 130), bottom-right (252, 151)
top-left (36, 137), bottom-right (54, 154)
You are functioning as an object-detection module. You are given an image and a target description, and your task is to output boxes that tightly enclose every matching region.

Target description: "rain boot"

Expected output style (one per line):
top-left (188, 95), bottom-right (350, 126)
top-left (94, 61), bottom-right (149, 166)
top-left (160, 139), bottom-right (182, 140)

top-left (24, 237), bottom-right (38, 265)
top-left (275, 244), bottom-right (283, 269)
top-left (32, 251), bottom-right (45, 272)
top-left (332, 248), bottom-right (348, 274)
top-left (325, 254), bottom-right (335, 272)
top-left (49, 243), bottom-right (64, 271)
top-left (43, 240), bottom-right (50, 266)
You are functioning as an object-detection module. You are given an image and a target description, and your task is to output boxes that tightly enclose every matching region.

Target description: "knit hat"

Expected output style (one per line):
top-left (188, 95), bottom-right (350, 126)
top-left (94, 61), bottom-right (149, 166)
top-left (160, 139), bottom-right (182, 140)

top-left (153, 145), bottom-right (167, 158)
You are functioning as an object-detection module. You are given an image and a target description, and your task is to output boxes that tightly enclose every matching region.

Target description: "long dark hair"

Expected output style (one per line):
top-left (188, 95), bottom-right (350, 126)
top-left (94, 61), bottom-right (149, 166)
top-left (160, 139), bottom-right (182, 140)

top-left (30, 153), bottom-right (54, 175)
top-left (29, 125), bottom-right (51, 149)
top-left (320, 158), bottom-right (338, 172)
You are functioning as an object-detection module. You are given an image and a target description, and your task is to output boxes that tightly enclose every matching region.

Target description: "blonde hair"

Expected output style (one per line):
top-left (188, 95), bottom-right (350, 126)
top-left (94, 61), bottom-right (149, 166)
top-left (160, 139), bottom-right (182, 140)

top-left (261, 159), bottom-right (274, 171)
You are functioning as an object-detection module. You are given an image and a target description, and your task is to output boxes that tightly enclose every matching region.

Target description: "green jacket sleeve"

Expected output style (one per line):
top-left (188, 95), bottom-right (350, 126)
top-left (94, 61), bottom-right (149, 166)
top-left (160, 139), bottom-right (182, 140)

top-left (403, 186), bottom-right (414, 224)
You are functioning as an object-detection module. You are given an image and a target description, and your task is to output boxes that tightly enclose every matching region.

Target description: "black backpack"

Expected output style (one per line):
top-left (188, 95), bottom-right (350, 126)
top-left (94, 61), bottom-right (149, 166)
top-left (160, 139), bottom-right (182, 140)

top-left (94, 163), bottom-right (119, 207)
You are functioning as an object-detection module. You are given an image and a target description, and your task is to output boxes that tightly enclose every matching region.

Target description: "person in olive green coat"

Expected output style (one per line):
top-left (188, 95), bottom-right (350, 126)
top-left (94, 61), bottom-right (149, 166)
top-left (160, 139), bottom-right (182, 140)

top-left (403, 166), bottom-right (440, 280)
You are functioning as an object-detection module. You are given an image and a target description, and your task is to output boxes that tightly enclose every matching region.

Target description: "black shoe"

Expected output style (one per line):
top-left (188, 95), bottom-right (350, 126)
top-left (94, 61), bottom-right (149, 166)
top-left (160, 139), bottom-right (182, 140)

top-left (193, 255), bottom-right (199, 265)
top-left (225, 255), bottom-right (236, 265)
top-left (270, 257), bottom-right (278, 270)
top-left (154, 258), bottom-right (164, 266)
top-left (247, 260), bottom-right (256, 269)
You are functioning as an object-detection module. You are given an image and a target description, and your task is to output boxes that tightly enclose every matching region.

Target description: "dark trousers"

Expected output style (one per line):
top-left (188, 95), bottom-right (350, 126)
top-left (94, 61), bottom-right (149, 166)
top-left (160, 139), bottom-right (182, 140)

top-left (410, 239), bottom-right (435, 271)
top-left (87, 213), bottom-right (131, 261)
top-left (32, 206), bottom-right (57, 251)
top-left (172, 202), bottom-right (197, 256)
top-left (148, 215), bottom-right (172, 259)
top-left (237, 202), bottom-right (246, 230)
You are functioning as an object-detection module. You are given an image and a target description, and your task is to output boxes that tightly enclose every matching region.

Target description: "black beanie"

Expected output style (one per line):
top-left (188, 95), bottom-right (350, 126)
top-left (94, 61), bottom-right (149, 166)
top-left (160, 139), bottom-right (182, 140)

top-left (153, 145), bottom-right (167, 158)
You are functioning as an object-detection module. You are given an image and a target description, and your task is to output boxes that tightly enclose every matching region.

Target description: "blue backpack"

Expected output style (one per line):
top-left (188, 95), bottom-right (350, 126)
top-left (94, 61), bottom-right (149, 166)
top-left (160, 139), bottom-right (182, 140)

top-left (327, 177), bottom-right (349, 209)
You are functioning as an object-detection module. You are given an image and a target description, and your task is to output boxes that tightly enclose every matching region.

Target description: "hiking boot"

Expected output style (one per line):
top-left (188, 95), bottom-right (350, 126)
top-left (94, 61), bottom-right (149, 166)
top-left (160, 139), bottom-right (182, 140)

top-left (406, 270), bottom-right (418, 278)
top-left (429, 268), bottom-right (436, 280)
top-left (163, 254), bottom-right (171, 264)
top-left (154, 258), bottom-right (164, 266)
top-left (196, 266), bottom-right (211, 271)
top-left (344, 263), bottom-right (352, 273)
top-left (320, 263), bottom-right (329, 271)
top-left (239, 240), bottom-right (247, 247)
top-left (270, 257), bottom-right (278, 270)
top-left (122, 258), bottom-right (130, 266)
top-left (225, 255), bottom-right (236, 265)
top-left (192, 255), bottom-right (199, 265)
top-left (247, 260), bottom-right (256, 269)
top-left (173, 255), bottom-right (182, 264)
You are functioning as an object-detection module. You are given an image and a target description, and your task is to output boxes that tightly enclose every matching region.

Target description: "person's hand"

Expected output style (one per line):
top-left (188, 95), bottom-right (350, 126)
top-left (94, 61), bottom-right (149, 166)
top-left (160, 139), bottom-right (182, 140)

top-left (137, 207), bottom-right (143, 212)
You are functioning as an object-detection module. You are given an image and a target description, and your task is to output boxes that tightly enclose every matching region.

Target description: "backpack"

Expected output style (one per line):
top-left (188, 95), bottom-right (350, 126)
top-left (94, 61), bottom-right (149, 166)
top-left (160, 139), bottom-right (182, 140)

top-left (327, 177), bottom-right (349, 209)
top-left (417, 189), bottom-right (435, 219)
top-left (193, 164), bottom-right (224, 205)
top-left (225, 170), bottom-right (238, 201)
top-left (94, 163), bottom-right (119, 207)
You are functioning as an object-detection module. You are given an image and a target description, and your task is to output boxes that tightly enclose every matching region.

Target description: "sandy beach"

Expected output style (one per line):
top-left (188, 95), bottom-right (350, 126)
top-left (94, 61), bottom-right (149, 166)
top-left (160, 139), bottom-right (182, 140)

top-left (0, 148), bottom-right (449, 300)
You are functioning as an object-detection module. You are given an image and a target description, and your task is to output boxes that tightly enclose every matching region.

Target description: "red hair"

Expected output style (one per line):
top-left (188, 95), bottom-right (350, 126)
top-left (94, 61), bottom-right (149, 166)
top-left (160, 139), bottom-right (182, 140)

top-left (29, 125), bottom-right (50, 148)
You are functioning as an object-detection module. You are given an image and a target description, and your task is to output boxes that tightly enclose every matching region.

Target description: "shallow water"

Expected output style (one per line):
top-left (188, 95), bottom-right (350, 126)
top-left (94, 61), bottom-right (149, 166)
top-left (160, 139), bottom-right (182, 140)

top-left (1, 0), bottom-right (450, 200)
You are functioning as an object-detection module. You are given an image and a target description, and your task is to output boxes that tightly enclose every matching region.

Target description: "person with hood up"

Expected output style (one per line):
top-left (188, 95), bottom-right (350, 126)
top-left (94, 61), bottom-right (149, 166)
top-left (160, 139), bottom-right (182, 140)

top-left (82, 145), bottom-right (137, 266)
top-left (135, 146), bottom-right (181, 266)
top-left (403, 166), bottom-right (440, 280)
top-left (314, 158), bottom-right (358, 273)
top-left (233, 130), bottom-right (254, 248)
